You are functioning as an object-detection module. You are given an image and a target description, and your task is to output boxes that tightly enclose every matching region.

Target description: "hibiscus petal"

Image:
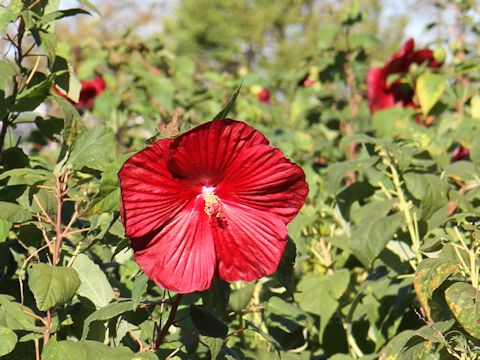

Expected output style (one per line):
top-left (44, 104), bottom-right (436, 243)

top-left (133, 198), bottom-right (216, 293)
top-left (366, 67), bottom-right (395, 112)
top-left (212, 200), bottom-right (287, 282)
top-left (383, 38), bottom-right (415, 74)
top-left (168, 119), bottom-right (269, 185)
top-left (413, 49), bottom-right (442, 68)
top-left (118, 139), bottom-right (197, 239)
top-left (216, 144), bottom-right (308, 223)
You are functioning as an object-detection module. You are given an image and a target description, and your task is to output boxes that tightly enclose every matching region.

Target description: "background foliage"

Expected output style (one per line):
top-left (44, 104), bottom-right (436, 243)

top-left (1, 0), bottom-right (480, 359)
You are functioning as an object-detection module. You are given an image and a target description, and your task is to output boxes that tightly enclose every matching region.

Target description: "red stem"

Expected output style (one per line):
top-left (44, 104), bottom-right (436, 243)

top-left (54, 175), bottom-right (66, 265)
top-left (43, 309), bottom-right (51, 345)
top-left (153, 294), bottom-right (183, 351)
top-left (53, 178), bottom-right (63, 265)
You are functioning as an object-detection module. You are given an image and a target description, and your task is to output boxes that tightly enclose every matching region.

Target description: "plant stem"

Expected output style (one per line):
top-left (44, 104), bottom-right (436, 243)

top-left (343, 320), bottom-right (364, 358)
top-left (153, 294), bottom-right (183, 351)
top-left (43, 309), bottom-right (51, 345)
top-left (382, 151), bottom-right (422, 264)
top-left (0, 116), bottom-right (9, 154)
top-left (1, 18), bottom-right (25, 153)
top-left (341, 34), bottom-right (362, 186)
top-left (454, 226), bottom-right (478, 289)
top-left (53, 173), bottom-right (69, 265)
top-left (34, 338), bottom-right (40, 360)
top-left (54, 176), bottom-right (63, 265)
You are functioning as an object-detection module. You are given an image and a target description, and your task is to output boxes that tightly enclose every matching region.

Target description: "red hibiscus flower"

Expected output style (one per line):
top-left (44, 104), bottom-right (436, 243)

top-left (75, 76), bottom-right (105, 111)
top-left (303, 78), bottom-right (316, 88)
top-left (118, 119), bottom-right (308, 293)
top-left (298, 73), bottom-right (316, 88)
top-left (367, 38), bottom-right (442, 113)
top-left (55, 75), bottom-right (105, 111)
top-left (258, 88), bottom-right (271, 104)
top-left (451, 144), bottom-right (470, 162)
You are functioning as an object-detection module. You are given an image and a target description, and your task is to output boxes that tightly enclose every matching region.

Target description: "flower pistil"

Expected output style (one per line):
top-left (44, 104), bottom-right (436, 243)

top-left (202, 186), bottom-right (223, 219)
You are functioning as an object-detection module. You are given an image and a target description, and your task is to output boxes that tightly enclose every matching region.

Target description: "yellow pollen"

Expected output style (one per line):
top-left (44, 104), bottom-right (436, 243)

top-left (203, 188), bottom-right (222, 218)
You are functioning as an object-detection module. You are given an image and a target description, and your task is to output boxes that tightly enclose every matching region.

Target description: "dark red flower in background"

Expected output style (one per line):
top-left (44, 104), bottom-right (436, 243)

top-left (303, 78), bottom-right (316, 88)
top-left (451, 144), bottom-right (470, 162)
top-left (55, 75), bottom-right (105, 111)
top-left (367, 38), bottom-right (442, 113)
top-left (75, 76), bottom-right (105, 111)
top-left (258, 88), bottom-right (271, 104)
top-left (298, 73), bottom-right (316, 88)
top-left (118, 119), bottom-right (308, 293)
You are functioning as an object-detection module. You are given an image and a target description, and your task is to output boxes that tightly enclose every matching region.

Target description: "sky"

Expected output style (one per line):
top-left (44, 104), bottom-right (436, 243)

top-left (58, 0), bottom-right (434, 42)
top-left (60, 0), bottom-right (448, 45)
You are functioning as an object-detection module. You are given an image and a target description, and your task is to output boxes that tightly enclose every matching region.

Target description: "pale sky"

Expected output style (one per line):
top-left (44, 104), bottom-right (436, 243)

top-left (60, 0), bottom-right (441, 44)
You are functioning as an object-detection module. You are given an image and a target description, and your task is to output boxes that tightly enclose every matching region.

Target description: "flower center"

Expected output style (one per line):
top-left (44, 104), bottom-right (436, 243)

top-left (202, 186), bottom-right (223, 218)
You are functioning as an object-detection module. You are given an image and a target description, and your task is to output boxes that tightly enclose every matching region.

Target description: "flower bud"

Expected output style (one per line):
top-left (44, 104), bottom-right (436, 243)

top-left (433, 47), bottom-right (446, 64)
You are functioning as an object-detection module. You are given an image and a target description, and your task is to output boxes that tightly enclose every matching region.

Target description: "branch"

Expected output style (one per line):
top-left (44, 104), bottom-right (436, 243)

top-left (153, 294), bottom-right (183, 351)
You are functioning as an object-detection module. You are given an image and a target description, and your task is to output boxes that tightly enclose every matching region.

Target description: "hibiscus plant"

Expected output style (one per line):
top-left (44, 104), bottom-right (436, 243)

top-left (1, 1), bottom-right (480, 359)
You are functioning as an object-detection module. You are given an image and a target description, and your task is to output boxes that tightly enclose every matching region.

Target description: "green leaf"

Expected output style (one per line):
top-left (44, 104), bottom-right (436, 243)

top-left (445, 282), bottom-right (480, 339)
top-left (445, 161), bottom-right (479, 182)
top-left (348, 30), bottom-right (379, 47)
top-left (84, 171), bottom-right (120, 215)
top-left (77, 0), bottom-right (102, 16)
top-left (200, 336), bottom-right (224, 360)
top-left (29, 187), bottom-right (57, 216)
top-left (38, 8), bottom-right (91, 25)
top-left (0, 295), bottom-right (43, 332)
top-left (0, 61), bottom-right (19, 91)
top-left (416, 72), bottom-right (447, 115)
top-left (380, 321), bottom-right (454, 357)
top-left (265, 297), bottom-right (307, 332)
top-left (68, 126), bottom-right (114, 170)
top-left (131, 272), bottom-right (148, 311)
top-left (42, 338), bottom-right (134, 360)
top-left (202, 278), bottom-right (231, 318)
top-left (71, 254), bottom-right (115, 309)
top-left (0, 219), bottom-right (11, 242)
top-left (50, 94), bottom-right (84, 148)
top-left (82, 301), bottom-right (133, 340)
top-left (228, 282), bottom-right (255, 312)
top-left (0, 202), bottom-right (31, 223)
top-left (274, 236), bottom-right (296, 295)
top-left (398, 341), bottom-right (433, 360)
top-left (348, 202), bottom-right (403, 266)
top-left (317, 26), bottom-right (338, 49)
top-left (0, 326), bottom-right (18, 356)
top-left (404, 173), bottom-right (449, 220)
top-left (329, 355), bottom-right (354, 360)
top-left (244, 320), bottom-right (281, 350)
top-left (0, 0), bottom-right (22, 34)
top-left (470, 94), bottom-right (480, 119)
top-left (295, 270), bottom-right (349, 338)
top-left (31, 29), bottom-right (57, 63)
top-left (0, 167), bottom-right (51, 185)
top-left (52, 56), bottom-right (81, 103)
top-left (212, 84), bottom-right (241, 120)
top-left (27, 264), bottom-right (81, 311)
top-left (131, 353), bottom-right (159, 360)
top-left (14, 78), bottom-right (52, 112)
top-left (35, 116), bottom-right (64, 141)
top-left (413, 258), bottom-right (459, 320)
top-left (112, 238), bottom-right (130, 259)
top-left (190, 305), bottom-right (228, 339)
top-left (372, 107), bottom-right (415, 138)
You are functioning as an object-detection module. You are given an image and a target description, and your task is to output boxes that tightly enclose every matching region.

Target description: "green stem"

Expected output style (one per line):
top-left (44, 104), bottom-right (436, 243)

top-left (454, 226), bottom-right (478, 289)
top-left (343, 320), bottom-right (364, 358)
top-left (382, 152), bottom-right (422, 264)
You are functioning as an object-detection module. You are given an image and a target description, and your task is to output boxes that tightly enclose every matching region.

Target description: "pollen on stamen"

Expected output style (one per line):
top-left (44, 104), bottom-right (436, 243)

top-left (202, 186), bottom-right (223, 218)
